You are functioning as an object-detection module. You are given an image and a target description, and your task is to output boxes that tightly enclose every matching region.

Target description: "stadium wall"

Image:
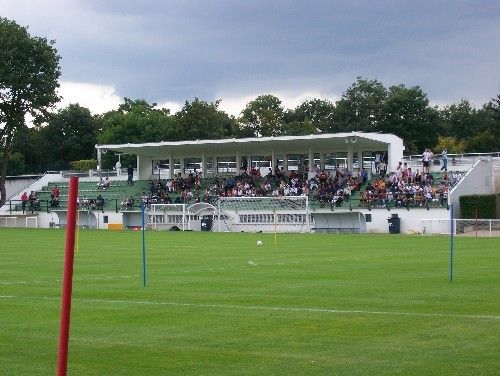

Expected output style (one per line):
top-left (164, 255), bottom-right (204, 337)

top-left (359, 208), bottom-right (449, 234)
top-left (4, 175), bottom-right (41, 200)
top-left (449, 159), bottom-right (494, 218)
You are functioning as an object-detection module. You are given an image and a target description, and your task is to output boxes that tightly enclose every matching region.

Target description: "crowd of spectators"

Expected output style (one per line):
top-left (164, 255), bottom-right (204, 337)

top-left (79, 194), bottom-right (105, 211)
top-left (139, 172), bottom-right (202, 208)
top-left (137, 147), bottom-right (466, 211)
top-left (360, 159), bottom-right (462, 209)
top-left (20, 190), bottom-right (40, 213)
top-left (18, 146), bottom-right (465, 215)
top-left (199, 165), bottom-right (363, 208)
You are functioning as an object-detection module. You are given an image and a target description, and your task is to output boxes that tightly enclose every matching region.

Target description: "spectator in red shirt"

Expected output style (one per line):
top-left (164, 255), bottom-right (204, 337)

top-left (21, 192), bottom-right (28, 214)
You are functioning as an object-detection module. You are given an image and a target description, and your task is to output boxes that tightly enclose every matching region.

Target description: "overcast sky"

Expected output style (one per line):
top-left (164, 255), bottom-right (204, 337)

top-left (1, 0), bottom-right (499, 115)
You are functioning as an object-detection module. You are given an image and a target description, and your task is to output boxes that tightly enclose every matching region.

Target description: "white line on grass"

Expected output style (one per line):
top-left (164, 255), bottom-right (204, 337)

top-left (1, 295), bottom-right (498, 320)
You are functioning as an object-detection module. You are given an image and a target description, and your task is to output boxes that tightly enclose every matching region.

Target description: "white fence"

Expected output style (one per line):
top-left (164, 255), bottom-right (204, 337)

top-left (422, 219), bottom-right (500, 237)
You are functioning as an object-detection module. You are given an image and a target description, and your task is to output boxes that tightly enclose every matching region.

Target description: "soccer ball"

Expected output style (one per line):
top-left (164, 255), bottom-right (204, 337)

top-left (257, 240), bottom-right (263, 246)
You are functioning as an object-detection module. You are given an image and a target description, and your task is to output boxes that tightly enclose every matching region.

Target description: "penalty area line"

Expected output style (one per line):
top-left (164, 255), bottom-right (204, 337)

top-left (0, 295), bottom-right (498, 320)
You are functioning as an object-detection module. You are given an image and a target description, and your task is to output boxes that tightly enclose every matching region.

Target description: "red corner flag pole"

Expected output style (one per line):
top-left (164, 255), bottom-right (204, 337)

top-left (57, 176), bottom-right (79, 376)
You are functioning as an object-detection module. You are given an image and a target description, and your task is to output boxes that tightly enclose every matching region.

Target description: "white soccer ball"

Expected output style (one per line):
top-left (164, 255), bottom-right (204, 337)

top-left (257, 240), bottom-right (263, 246)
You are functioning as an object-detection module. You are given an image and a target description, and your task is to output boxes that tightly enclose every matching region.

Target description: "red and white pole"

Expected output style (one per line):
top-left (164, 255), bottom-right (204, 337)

top-left (57, 176), bottom-right (79, 376)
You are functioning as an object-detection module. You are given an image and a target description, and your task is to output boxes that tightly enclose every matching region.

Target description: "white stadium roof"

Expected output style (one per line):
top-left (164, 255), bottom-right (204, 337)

top-left (96, 132), bottom-right (404, 158)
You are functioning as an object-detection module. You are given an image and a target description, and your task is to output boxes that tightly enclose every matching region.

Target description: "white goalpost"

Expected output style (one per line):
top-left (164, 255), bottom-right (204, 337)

top-left (149, 204), bottom-right (187, 231)
top-left (0, 216), bottom-right (17, 228)
top-left (25, 216), bottom-right (38, 228)
top-left (216, 196), bottom-right (311, 233)
top-left (422, 218), bottom-right (500, 237)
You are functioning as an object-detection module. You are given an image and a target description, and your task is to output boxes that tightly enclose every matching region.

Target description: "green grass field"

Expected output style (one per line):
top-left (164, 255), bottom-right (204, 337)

top-left (0, 229), bottom-right (499, 375)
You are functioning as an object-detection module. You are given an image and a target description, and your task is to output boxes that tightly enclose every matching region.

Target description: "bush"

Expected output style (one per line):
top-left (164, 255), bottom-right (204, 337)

top-left (459, 194), bottom-right (496, 219)
top-left (69, 159), bottom-right (97, 171)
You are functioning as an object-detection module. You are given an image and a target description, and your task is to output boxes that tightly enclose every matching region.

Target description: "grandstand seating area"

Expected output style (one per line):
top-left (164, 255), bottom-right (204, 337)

top-left (7, 167), bottom-right (463, 215)
top-left (10, 180), bottom-right (151, 213)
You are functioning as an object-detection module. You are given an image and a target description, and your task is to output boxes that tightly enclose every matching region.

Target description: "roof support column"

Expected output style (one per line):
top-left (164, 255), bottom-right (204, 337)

top-left (97, 148), bottom-right (102, 172)
top-left (347, 145), bottom-right (353, 172)
top-left (201, 153), bottom-right (206, 179)
top-left (320, 152), bottom-right (325, 171)
top-left (271, 150), bottom-right (276, 175)
top-left (169, 155), bottom-right (174, 180)
top-left (179, 158), bottom-right (185, 177)
top-left (283, 154), bottom-right (288, 173)
top-left (308, 148), bottom-right (314, 179)
top-left (236, 152), bottom-right (241, 176)
top-left (137, 155), bottom-right (152, 180)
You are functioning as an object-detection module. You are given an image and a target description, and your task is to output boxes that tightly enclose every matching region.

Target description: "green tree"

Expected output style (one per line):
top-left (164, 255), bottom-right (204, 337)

top-left (434, 136), bottom-right (466, 154)
top-left (333, 78), bottom-right (387, 132)
top-left (97, 98), bottom-right (178, 144)
top-left (96, 98), bottom-right (178, 168)
top-left (281, 118), bottom-right (317, 136)
top-left (286, 99), bottom-right (335, 133)
top-left (176, 98), bottom-right (236, 140)
top-left (241, 95), bottom-right (284, 136)
top-left (464, 131), bottom-right (498, 153)
top-left (381, 84), bottom-right (439, 154)
top-left (6, 151), bottom-right (26, 175)
top-left (39, 104), bottom-right (97, 169)
top-left (7, 123), bottom-right (47, 173)
top-left (469, 92), bottom-right (500, 152)
top-left (440, 100), bottom-right (484, 140)
top-left (0, 18), bottom-right (61, 205)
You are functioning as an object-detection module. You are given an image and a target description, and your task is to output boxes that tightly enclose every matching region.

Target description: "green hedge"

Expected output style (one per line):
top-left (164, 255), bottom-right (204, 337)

top-left (69, 159), bottom-right (97, 171)
top-left (459, 194), bottom-right (496, 219)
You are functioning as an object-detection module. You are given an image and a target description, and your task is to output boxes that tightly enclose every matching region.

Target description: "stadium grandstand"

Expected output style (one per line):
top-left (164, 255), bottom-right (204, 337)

top-left (1, 132), bottom-right (498, 234)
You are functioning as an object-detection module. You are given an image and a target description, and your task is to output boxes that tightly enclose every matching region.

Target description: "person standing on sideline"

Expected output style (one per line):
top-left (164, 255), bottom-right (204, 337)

top-left (422, 148), bottom-right (433, 174)
top-left (115, 159), bottom-right (122, 176)
top-left (127, 165), bottom-right (134, 185)
top-left (374, 152), bottom-right (381, 174)
top-left (440, 148), bottom-right (448, 172)
top-left (21, 192), bottom-right (28, 214)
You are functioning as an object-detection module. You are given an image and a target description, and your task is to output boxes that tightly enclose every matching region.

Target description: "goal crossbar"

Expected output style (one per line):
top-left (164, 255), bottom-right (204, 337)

top-left (216, 196), bottom-right (310, 233)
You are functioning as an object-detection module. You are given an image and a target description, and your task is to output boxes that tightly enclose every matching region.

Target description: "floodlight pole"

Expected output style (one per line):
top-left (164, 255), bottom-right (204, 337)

top-left (57, 176), bottom-right (79, 376)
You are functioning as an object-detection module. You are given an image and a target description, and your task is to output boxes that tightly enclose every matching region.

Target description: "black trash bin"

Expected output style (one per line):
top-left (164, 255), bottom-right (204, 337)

top-left (388, 214), bottom-right (401, 234)
top-left (201, 216), bottom-right (213, 232)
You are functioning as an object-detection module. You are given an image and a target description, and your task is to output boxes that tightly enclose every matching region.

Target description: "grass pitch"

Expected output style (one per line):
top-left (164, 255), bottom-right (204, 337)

top-left (0, 229), bottom-right (499, 375)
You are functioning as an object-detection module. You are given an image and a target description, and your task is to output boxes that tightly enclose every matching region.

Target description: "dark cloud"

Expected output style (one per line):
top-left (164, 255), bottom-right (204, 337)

top-left (2, 0), bottom-right (499, 107)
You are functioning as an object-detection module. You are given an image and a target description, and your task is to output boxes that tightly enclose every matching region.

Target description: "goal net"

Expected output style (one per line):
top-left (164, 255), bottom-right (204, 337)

top-left (422, 218), bottom-right (500, 237)
top-left (147, 203), bottom-right (217, 231)
top-left (0, 216), bottom-right (18, 228)
top-left (216, 196), bottom-right (311, 233)
top-left (25, 216), bottom-right (38, 228)
top-left (149, 204), bottom-right (187, 231)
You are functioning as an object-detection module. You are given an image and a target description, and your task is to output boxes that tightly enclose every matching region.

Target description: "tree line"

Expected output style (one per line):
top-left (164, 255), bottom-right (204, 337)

top-left (9, 80), bottom-right (500, 174)
top-left (1, 17), bottom-right (499, 205)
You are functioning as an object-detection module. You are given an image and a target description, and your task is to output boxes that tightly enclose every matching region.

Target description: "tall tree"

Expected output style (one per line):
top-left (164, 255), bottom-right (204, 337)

top-left (176, 98), bottom-right (236, 140)
top-left (381, 84), bottom-right (439, 154)
top-left (240, 95), bottom-right (284, 137)
top-left (97, 98), bottom-right (178, 144)
top-left (0, 18), bottom-right (61, 205)
top-left (96, 98), bottom-right (179, 168)
top-left (465, 92), bottom-right (500, 152)
top-left (286, 99), bottom-right (335, 133)
top-left (40, 104), bottom-right (97, 168)
top-left (440, 100), bottom-right (484, 140)
top-left (333, 78), bottom-right (387, 132)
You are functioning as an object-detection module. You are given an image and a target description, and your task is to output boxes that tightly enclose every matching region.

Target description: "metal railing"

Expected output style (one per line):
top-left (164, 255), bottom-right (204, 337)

top-left (309, 196), bottom-right (449, 211)
top-left (403, 152), bottom-right (500, 169)
top-left (7, 198), bottom-right (120, 214)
